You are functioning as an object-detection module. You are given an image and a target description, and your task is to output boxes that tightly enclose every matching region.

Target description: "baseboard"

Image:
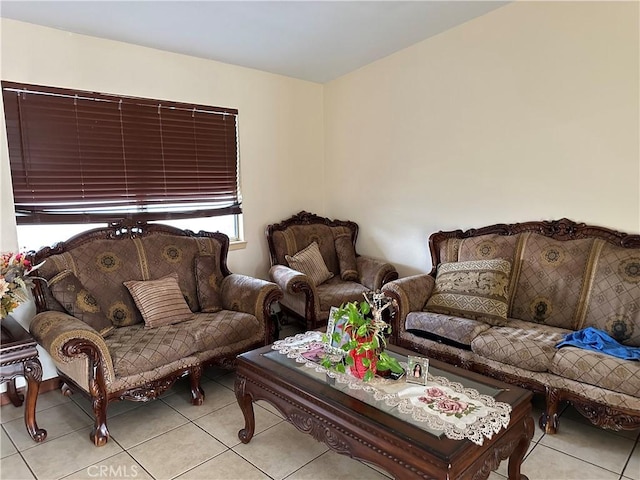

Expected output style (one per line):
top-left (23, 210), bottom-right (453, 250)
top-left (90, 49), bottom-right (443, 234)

top-left (1, 377), bottom-right (62, 406)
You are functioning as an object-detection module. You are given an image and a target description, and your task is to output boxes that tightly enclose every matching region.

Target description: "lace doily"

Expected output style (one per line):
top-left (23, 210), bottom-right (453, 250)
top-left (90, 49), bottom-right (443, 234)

top-left (272, 331), bottom-right (511, 445)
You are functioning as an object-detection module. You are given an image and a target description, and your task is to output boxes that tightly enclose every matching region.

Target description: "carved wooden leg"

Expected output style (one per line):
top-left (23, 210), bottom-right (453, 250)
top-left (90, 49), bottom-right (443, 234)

top-left (235, 376), bottom-right (255, 444)
top-left (89, 395), bottom-right (110, 447)
top-left (190, 365), bottom-right (204, 406)
top-left (539, 388), bottom-right (560, 434)
top-left (23, 359), bottom-right (47, 442)
top-left (61, 383), bottom-right (74, 397)
top-left (508, 415), bottom-right (534, 480)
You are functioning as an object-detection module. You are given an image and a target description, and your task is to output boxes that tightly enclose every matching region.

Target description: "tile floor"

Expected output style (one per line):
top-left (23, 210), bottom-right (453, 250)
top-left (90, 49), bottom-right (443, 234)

top-left (1, 324), bottom-right (639, 480)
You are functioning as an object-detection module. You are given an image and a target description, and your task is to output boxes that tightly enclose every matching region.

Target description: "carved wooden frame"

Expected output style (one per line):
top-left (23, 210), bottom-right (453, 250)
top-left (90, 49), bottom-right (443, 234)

top-left (266, 211), bottom-right (398, 330)
top-left (390, 218), bottom-right (640, 434)
top-left (29, 219), bottom-right (281, 446)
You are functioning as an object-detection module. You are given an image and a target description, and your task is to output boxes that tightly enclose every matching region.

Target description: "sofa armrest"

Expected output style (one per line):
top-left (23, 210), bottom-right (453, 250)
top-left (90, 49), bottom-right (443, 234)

top-left (268, 264), bottom-right (316, 297)
top-left (221, 274), bottom-right (283, 343)
top-left (381, 274), bottom-right (436, 343)
top-left (30, 311), bottom-right (116, 385)
top-left (356, 255), bottom-right (399, 290)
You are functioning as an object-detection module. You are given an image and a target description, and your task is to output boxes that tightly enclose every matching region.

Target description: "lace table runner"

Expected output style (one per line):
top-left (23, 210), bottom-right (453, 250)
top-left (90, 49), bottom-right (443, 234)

top-left (272, 331), bottom-right (511, 445)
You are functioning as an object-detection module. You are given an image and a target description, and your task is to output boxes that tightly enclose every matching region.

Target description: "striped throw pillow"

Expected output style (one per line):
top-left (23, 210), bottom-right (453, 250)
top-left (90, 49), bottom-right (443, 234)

top-left (124, 273), bottom-right (193, 328)
top-left (285, 241), bottom-right (334, 286)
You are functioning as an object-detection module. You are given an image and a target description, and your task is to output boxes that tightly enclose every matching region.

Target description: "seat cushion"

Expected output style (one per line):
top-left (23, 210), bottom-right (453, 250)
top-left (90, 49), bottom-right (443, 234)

top-left (105, 323), bottom-right (199, 378)
top-left (318, 276), bottom-right (369, 313)
top-left (285, 241), bottom-right (334, 286)
top-left (550, 346), bottom-right (640, 397)
top-left (471, 320), bottom-right (570, 372)
top-left (425, 259), bottom-right (512, 326)
top-left (406, 312), bottom-right (491, 347)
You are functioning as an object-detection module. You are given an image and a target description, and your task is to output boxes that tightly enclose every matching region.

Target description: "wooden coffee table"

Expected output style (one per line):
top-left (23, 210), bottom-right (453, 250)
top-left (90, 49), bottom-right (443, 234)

top-left (235, 342), bottom-right (534, 480)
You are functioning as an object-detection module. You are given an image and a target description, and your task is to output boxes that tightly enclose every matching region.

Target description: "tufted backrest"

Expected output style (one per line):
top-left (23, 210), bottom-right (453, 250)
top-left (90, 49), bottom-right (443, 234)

top-left (429, 219), bottom-right (640, 346)
top-left (32, 222), bottom-right (229, 327)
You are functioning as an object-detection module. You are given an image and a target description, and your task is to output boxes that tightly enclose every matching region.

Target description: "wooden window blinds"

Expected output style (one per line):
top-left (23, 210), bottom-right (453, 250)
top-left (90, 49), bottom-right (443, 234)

top-left (2, 81), bottom-right (242, 224)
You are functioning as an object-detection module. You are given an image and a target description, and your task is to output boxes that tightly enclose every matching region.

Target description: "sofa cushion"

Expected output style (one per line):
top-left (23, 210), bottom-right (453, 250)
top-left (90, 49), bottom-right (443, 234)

top-left (425, 259), bottom-right (511, 326)
top-left (286, 241), bottom-right (334, 286)
top-left (334, 234), bottom-right (358, 281)
top-left (471, 320), bottom-right (571, 372)
top-left (105, 323), bottom-right (199, 378)
top-left (406, 312), bottom-right (491, 347)
top-left (510, 235), bottom-right (594, 330)
top-left (185, 311), bottom-right (262, 352)
top-left (49, 270), bottom-right (115, 337)
top-left (124, 273), bottom-right (194, 328)
top-left (194, 255), bottom-right (223, 313)
top-left (578, 242), bottom-right (640, 347)
top-left (551, 346), bottom-right (640, 397)
top-left (318, 276), bottom-right (369, 312)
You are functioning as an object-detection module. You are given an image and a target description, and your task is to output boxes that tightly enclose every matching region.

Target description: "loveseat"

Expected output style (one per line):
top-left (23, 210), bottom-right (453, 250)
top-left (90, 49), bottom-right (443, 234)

top-left (382, 218), bottom-right (640, 434)
top-left (29, 220), bottom-right (282, 446)
top-left (266, 211), bottom-right (398, 330)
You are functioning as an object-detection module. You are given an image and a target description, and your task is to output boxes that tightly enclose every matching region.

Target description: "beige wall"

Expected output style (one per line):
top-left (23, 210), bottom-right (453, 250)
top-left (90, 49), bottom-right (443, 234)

top-left (0, 18), bottom-right (325, 279)
top-left (324, 1), bottom-right (640, 276)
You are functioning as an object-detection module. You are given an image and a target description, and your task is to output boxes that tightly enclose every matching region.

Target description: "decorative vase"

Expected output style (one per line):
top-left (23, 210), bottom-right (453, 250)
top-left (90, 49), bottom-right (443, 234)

top-left (348, 342), bottom-right (377, 379)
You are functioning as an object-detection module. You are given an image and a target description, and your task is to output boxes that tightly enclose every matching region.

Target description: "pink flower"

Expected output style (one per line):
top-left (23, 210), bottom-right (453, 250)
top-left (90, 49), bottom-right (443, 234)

top-left (425, 387), bottom-right (445, 398)
top-left (435, 398), bottom-right (469, 415)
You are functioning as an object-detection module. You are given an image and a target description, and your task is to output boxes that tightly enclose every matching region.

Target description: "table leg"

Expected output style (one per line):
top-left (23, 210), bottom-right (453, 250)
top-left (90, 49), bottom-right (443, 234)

top-left (508, 415), bottom-right (534, 480)
top-left (23, 358), bottom-right (47, 443)
top-left (235, 375), bottom-right (255, 444)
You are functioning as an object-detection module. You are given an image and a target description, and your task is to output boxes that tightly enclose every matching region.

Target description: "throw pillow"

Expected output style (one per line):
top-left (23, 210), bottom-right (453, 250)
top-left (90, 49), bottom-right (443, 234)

top-left (285, 241), bottom-right (334, 286)
top-left (194, 255), bottom-right (223, 313)
top-left (425, 259), bottom-right (512, 326)
top-left (334, 233), bottom-right (358, 281)
top-left (49, 270), bottom-right (114, 337)
top-left (124, 273), bottom-right (193, 328)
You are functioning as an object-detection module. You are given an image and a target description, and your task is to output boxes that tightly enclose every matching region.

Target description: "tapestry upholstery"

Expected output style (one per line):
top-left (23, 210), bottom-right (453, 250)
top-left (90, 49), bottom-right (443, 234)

top-left (578, 242), bottom-right (640, 346)
top-left (49, 270), bottom-right (114, 337)
top-left (267, 212), bottom-right (398, 330)
top-left (382, 219), bottom-right (640, 436)
top-left (406, 312), bottom-right (490, 347)
top-left (28, 221), bottom-right (282, 446)
top-left (425, 259), bottom-right (512, 326)
top-left (470, 320), bottom-right (571, 372)
top-left (194, 254), bottom-right (223, 313)
top-left (334, 233), bottom-right (359, 281)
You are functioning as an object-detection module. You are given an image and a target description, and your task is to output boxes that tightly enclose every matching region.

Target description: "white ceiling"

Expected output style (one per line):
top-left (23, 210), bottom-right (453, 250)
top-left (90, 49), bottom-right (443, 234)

top-left (0, 1), bottom-right (509, 83)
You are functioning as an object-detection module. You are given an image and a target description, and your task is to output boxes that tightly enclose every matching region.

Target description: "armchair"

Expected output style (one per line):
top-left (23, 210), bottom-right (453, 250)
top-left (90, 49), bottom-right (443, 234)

top-left (266, 211), bottom-right (398, 330)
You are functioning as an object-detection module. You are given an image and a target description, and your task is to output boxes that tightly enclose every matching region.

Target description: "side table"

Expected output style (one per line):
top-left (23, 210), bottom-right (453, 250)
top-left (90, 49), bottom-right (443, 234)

top-left (1, 316), bottom-right (47, 442)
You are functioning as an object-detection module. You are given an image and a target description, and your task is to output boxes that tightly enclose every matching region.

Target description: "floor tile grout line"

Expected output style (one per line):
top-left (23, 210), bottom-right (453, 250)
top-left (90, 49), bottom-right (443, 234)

top-left (533, 442), bottom-right (629, 476)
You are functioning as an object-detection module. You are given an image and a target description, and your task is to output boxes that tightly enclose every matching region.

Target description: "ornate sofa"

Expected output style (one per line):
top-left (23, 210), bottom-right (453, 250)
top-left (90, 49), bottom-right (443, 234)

top-left (29, 221), bottom-right (282, 446)
top-left (382, 219), bottom-right (640, 434)
top-left (266, 211), bottom-right (398, 330)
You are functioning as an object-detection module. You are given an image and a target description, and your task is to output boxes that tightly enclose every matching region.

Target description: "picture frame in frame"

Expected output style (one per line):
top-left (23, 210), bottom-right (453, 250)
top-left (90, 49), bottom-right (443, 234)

top-left (324, 306), bottom-right (350, 356)
top-left (406, 355), bottom-right (429, 385)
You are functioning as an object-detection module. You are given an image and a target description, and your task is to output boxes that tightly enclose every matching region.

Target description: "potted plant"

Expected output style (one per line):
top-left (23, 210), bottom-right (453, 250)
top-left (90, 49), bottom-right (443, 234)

top-left (323, 291), bottom-right (404, 382)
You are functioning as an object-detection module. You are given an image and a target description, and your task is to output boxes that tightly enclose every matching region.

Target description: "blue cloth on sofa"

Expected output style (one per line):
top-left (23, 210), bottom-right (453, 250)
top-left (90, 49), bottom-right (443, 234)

top-left (556, 327), bottom-right (640, 360)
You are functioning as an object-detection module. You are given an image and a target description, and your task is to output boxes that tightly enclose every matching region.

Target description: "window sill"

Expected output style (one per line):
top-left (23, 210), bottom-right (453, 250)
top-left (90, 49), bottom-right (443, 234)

top-left (230, 240), bottom-right (247, 251)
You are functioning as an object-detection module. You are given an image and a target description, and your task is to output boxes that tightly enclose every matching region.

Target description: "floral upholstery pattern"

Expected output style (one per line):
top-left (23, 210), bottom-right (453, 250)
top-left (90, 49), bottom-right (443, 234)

top-left (267, 212), bottom-right (398, 330)
top-left (29, 222), bottom-right (282, 446)
top-left (383, 219), bottom-right (640, 435)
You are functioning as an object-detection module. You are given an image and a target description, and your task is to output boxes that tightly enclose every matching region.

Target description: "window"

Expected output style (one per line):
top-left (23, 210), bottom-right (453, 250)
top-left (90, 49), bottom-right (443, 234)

top-left (2, 82), bottom-right (242, 242)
